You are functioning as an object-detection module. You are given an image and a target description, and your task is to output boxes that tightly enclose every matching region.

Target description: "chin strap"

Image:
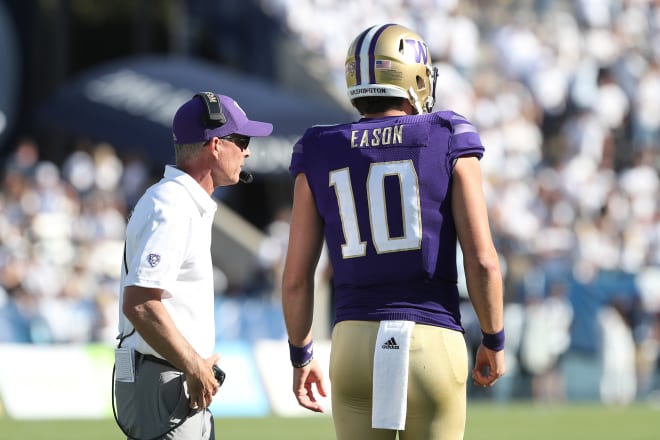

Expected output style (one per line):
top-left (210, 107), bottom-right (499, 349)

top-left (426, 66), bottom-right (439, 113)
top-left (407, 65), bottom-right (439, 115)
top-left (408, 87), bottom-right (424, 115)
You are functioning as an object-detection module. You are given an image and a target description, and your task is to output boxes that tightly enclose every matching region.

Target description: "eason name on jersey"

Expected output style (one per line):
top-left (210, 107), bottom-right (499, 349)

top-left (381, 337), bottom-right (399, 349)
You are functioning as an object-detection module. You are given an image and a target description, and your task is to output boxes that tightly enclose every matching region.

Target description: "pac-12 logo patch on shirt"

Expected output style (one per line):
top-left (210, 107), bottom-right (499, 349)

top-left (147, 253), bottom-right (161, 267)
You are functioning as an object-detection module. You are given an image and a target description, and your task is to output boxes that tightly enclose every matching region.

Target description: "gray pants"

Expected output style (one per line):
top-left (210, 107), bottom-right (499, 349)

top-left (114, 357), bottom-right (215, 440)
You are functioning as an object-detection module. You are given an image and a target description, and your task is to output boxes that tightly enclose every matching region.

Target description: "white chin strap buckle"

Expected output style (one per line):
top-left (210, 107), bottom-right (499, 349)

top-left (407, 87), bottom-right (424, 114)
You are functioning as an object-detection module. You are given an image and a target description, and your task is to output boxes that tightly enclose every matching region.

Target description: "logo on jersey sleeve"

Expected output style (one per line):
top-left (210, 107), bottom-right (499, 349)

top-left (147, 253), bottom-right (161, 267)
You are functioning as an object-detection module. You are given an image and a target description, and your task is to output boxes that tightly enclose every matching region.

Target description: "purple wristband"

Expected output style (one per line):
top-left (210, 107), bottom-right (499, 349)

top-left (289, 340), bottom-right (314, 368)
top-left (481, 329), bottom-right (505, 351)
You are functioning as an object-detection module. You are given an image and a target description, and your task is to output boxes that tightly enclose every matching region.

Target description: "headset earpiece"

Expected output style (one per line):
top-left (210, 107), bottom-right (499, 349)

top-left (195, 92), bottom-right (226, 127)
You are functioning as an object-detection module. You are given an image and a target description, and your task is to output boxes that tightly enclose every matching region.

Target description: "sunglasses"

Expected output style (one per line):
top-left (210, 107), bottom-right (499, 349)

top-left (221, 135), bottom-right (250, 151)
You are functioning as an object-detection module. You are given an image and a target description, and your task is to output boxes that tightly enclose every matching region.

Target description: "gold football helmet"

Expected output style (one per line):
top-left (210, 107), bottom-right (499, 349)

top-left (345, 23), bottom-right (438, 114)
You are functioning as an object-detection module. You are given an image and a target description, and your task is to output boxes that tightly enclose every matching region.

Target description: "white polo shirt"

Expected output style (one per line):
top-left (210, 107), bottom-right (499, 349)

top-left (118, 165), bottom-right (218, 358)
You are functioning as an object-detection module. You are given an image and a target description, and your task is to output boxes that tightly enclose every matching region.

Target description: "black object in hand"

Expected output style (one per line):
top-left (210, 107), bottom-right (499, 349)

top-left (213, 365), bottom-right (226, 387)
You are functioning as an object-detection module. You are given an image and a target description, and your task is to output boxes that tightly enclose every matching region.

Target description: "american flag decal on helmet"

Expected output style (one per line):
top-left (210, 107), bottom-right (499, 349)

top-left (375, 59), bottom-right (391, 69)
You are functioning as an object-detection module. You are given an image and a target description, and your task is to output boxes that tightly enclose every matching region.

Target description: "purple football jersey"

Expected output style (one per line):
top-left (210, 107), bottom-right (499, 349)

top-left (289, 111), bottom-right (484, 331)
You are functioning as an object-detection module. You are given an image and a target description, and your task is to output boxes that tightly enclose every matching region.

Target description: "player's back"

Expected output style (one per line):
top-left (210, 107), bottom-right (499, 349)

top-left (289, 111), bottom-right (484, 328)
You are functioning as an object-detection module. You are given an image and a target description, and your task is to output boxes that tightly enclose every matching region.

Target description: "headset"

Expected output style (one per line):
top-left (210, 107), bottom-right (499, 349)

top-left (195, 92), bottom-right (226, 127)
top-left (195, 92), bottom-right (253, 184)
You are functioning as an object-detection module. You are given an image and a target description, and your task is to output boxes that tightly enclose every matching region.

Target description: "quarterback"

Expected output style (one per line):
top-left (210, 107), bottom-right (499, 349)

top-left (282, 23), bottom-right (505, 439)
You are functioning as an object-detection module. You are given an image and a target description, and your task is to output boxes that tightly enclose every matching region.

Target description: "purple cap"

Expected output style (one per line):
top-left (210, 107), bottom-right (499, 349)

top-left (172, 93), bottom-right (273, 144)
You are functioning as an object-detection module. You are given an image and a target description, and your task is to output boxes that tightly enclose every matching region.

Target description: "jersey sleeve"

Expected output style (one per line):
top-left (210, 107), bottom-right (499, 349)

top-left (289, 135), bottom-right (306, 178)
top-left (446, 112), bottom-right (484, 162)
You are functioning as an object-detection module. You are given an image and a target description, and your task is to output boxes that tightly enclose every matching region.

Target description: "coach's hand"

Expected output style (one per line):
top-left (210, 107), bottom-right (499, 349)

top-left (472, 345), bottom-right (506, 387)
top-left (186, 353), bottom-right (222, 410)
top-left (293, 358), bottom-right (327, 413)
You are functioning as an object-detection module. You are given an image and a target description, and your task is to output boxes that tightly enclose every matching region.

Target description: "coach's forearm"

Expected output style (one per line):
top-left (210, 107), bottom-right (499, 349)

top-left (123, 286), bottom-right (203, 374)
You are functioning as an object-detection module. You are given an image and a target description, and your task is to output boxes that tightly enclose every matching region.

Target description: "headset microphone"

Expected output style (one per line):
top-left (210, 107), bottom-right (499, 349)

top-left (239, 171), bottom-right (253, 184)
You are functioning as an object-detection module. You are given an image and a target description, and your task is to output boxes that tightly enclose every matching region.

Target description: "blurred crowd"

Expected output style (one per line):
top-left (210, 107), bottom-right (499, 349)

top-left (0, 139), bottom-right (144, 345)
top-left (0, 0), bottom-right (659, 403)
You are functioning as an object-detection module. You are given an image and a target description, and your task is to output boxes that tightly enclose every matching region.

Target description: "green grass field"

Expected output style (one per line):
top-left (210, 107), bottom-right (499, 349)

top-left (1, 403), bottom-right (658, 439)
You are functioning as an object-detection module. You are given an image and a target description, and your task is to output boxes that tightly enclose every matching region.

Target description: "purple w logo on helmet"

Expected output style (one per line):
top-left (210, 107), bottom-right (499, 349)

top-left (404, 39), bottom-right (429, 64)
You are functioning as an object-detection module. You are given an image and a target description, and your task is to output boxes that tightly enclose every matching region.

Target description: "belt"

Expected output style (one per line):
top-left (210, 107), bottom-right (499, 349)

top-left (135, 351), bottom-right (177, 370)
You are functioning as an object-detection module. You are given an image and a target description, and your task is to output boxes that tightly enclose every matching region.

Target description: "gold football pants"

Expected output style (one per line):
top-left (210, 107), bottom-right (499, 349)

top-left (330, 320), bottom-right (468, 440)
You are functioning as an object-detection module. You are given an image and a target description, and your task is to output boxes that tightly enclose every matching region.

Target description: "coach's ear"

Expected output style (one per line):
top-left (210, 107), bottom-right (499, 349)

top-left (207, 137), bottom-right (221, 157)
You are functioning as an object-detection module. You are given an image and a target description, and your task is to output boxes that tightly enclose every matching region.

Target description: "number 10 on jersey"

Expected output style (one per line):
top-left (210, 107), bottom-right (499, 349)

top-left (329, 160), bottom-right (422, 259)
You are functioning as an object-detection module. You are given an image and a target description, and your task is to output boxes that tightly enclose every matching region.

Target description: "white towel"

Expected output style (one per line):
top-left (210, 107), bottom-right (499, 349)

top-left (372, 320), bottom-right (415, 430)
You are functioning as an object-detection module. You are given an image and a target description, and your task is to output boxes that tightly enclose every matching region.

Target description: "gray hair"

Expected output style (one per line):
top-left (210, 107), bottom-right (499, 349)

top-left (174, 141), bottom-right (206, 164)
